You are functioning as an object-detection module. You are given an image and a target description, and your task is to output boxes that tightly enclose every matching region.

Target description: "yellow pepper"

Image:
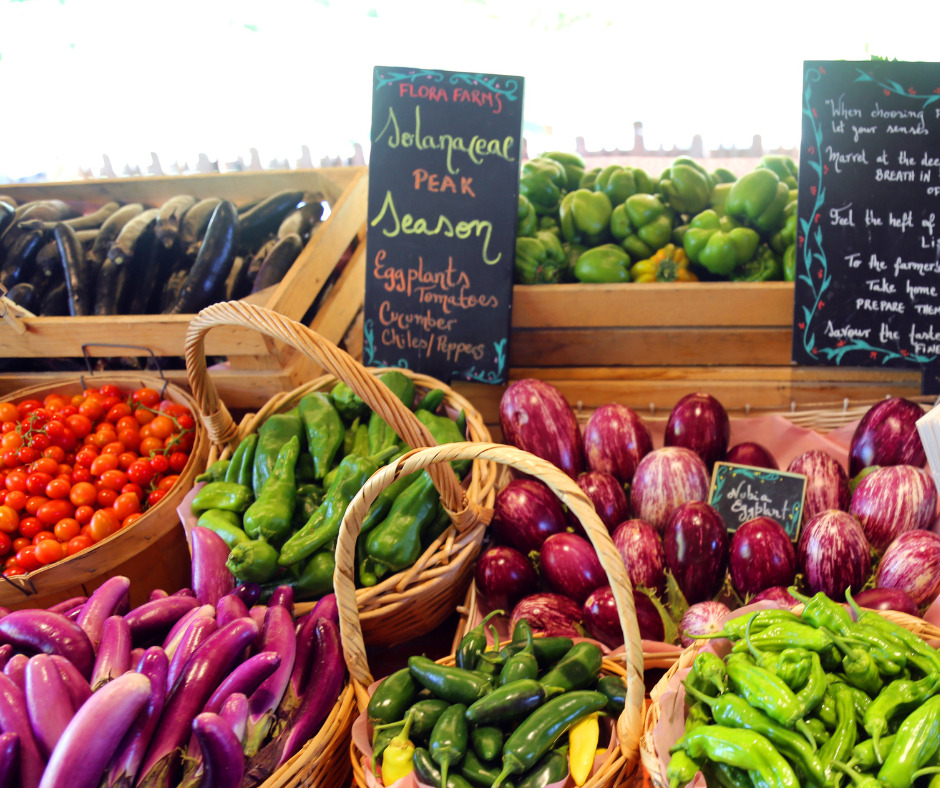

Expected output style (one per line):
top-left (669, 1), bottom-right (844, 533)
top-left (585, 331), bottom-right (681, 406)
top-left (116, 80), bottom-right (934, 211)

top-left (568, 711), bottom-right (600, 786)
top-left (381, 710), bottom-right (416, 784)
top-left (629, 243), bottom-right (698, 283)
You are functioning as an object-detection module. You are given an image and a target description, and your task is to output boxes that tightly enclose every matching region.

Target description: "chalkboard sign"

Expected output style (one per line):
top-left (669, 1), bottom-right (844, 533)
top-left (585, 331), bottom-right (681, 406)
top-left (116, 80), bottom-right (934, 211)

top-left (708, 462), bottom-right (808, 540)
top-left (363, 66), bottom-right (524, 384)
top-left (793, 60), bottom-right (940, 394)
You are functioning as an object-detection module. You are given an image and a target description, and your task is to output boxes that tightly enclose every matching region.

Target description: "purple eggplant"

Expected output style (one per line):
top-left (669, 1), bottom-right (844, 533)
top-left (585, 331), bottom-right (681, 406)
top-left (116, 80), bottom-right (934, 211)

top-left (76, 576), bottom-right (131, 651)
top-left (49, 655), bottom-right (91, 711)
top-left (490, 478), bottom-right (568, 553)
top-left (289, 613), bottom-right (320, 702)
top-left (849, 397), bottom-right (926, 477)
top-left (308, 593), bottom-right (339, 627)
top-left (539, 532), bottom-right (607, 605)
top-left (663, 392), bottom-right (730, 469)
top-left (680, 600), bottom-right (732, 647)
top-left (850, 465), bottom-right (937, 552)
top-left (509, 593), bottom-right (583, 639)
top-left (727, 516), bottom-right (797, 599)
top-left (750, 586), bottom-right (798, 607)
top-left (474, 546), bottom-right (539, 613)
top-left (218, 693), bottom-right (249, 745)
top-left (203, 651), bottom-right (281, 716)
top-left (191, 526), bottom-right (236, 607)
top-left (91, 615), bottom-right (132, 690)
top-left (582, 403), bottom-right (653, 484)
top-left (191, 712), bottom-right (245, 788)
top-left (575, 470), bottom-right (630, 533)
top-left (47, 597), bottom-right (88, 616)
top-left (249, 605), bottom-right (267, 631)
top-left (3, 654), bottom-right (26, 690)
top-left (215, 594), bottom-right (250, 628)
top-left (243, 605), bottom-right (296, 757)
top-left (125, 595), bottom-right (199, 648)
top-left (787, 449), bottom-right (850, 522)
top-left (0, 731), bottom-right (18, 788)
top-left (166, 614), bottom-right (217, 689)
top-left (38, 671), bottom-right (152, 788)
top-left (877, 530), bottom-right (940, 606)
top-left (136, 616), bottom-right (259, 785)
top-left (0, 644), bottom-right (11, 673)
top-left (611, 519), bottom-right (666, 597)
top-left (582, 585), bottom-right (666, 647)
top-left (24, 654), bottom-right (73, 759)
top-left (499, 378), bottom-right (584, 479)
top-left (631, 447), bottom-right (710, 533)
top-left (797, 509), bottom-right (871, 599)
top-left (104, 647), bottom-right (168, 788)
top-left (148, 589), bottom-right (169, 602)
top-left (0, 609), bottom-right (95, 680)
top-left (162, 603), bottom-right (215, 655)
top-left (724, 442), bottom-right (778, 470)
top-left (852, 587), bottom-right (919, 617)
top-left (268, 586), bottom-right (294, 615)
top-left (231, 583), bottom-right (262, 608)
top-left (0, 672), bottom-right (44, 788)
top-left (663, 501), bottom-right (729, 604)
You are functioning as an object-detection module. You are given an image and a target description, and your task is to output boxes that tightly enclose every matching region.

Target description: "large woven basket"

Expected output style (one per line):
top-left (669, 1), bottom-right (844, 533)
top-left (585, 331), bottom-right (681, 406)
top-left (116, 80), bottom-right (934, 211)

top-left (638, 605), bottom-right (940, 787)
top-left (335, 442), bottom-right (648, 788)
top-left (183, 300), bottom-right (500, 646)
top-left (0, 372), bottom-right (208, 610)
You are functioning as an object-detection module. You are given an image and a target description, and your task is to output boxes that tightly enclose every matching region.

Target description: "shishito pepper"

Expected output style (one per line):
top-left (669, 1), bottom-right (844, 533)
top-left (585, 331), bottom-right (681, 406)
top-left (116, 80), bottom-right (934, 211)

top-left (190, 480), bottom-right (252, 515)
top-left (573, 244), bottom-right (631, 284)
top-left (514, 230), bottom-right (567, 284)
top-left (682, 209), bottom-right (759, 276)
top-left (609, 192), bottom-right (674, 260)
top-left (878, 695), bottom-right (940, 788)
top-left (658, 158), bottom-right (714, 215)
top-left (726, 168), bottom-right (790, 234)
top-left (252, 409), bottom-right (304, 494)
top-left (297, 392), bottom-right (344, 480)
top-left (330, 380), bottom-right (369, 423)
top-left (559, 188), bottom-right (613, 246)
top-left (224, 433), bottom-right (257, 487)
top-left (242, 435), bottom-right (299, 543)
top-left (519, 157), bottom-right (567, 215)
top-left (225, 538), bottom-right (279, 583)
top-left (196, 509), bottom-right (249, 549)
top-left (630, 244), bottom-right (697, 283)
top-left (516, 194), bottom-right (538, 238)
top-left (368, 370), bottom-right (415, 456)
top-left (540, 151), bottom-right (586, 192)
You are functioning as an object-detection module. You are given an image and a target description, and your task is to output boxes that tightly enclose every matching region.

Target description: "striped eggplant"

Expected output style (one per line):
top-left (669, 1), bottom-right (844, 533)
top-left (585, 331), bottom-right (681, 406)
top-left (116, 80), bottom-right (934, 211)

top-left (663, 501), bottom-right (729, 604)
top-left (849, 465), bottom-right (938, 552)
top-left (798, 509), bottom-right (871, 598)
top-left (787, 449), bottom-right (850, 523)
top-left (574, 470), bottom-right (630, 533)
top-left (849, 396), bottom-right (927, 477)
top-left (877, 529), bottom-right (940, 606)
top-left (611, 519), bottom-right (666, 596)
top-left (663, 392), bottom-right (730, 469)
top-left (630, 447), bottom-right (710, 533)
top-left (490, 477), bottom-right (568, 554)
top-left (583, 402), bottom-right (653, 485)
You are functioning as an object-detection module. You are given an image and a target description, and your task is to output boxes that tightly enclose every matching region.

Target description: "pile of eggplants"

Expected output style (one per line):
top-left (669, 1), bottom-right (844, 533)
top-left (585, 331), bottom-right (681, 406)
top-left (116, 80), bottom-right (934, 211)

top-left (0, 540), bottom-right (346, 788)
top-left (0, 188), bottom-right (324, 318)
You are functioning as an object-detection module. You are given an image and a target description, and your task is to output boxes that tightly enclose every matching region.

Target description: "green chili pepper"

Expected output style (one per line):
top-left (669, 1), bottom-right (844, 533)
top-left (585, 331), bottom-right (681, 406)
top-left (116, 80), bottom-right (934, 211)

top-left (725, 652), bottom-right (805, 728)
top-left (414, 388), bottom-right (446, 413)
top-left (408, 657), bottom-right (492, 706)
top-left (863, 673), bottom-right (940, 752)
top-left (819, 682), bottom-right (858, 766)
top-left (414, 409), bottom-right (470, 477)
top-left (241, 435), bottom-right (299, 543)
top-left (360, 468), bottom-right (421, 536)
top-left (731, 621), bottom-right (834, 653)
top-left (803, 717), bottom-right (830, 747)
top-left (497, 626), bottom-right (537, 686)
top-left (470, 726), bottom-right (502, 762)
top-left (224, 433), bottom-right (257, 487)
top-left (455, 410), bottom-right (467, 439)
top-left (704, 609), bottom-right (803, 641)
top-left (456, 609), bottom-right (504, 671)
top-left (370, 719), bottom-right (405, 771)
top-left (849, 593), bottom-right (940, 676)
top-left (513, 748), bottom-right (567, 788)
top-left (465, 679), bottom-right (546, 725)
top-left (825, 628), bottom-right (884, 697)
top-left (294, 451), bottom-right (317, 484)
top-left (667, 750), bottom-right (703, 788)
top-left (878, 695), bottom-right (940, 788)
top-left (290, 550), bottom-right (335, 600)
top-left (195, 509), bottom-right (249, 549)
top-left (815, 690), bottom-right (838, 730)
top-left (365, 470), bottom-right (441, 576)
top-left (350, 422), bottom-right (370, 458)
top-left (190, 480), bottom-right (253, 515)
top-left (460, 747), bottom-right (503, 787)
top-left (405, 698), bottom-right (450, 745)
top-left (225, 538), bottom-right (279, 583)
top-left (499, 632), bottom-right (573, 669)
top-left (845, 622), bottom-right (907, 676)
top-left (195, 459), bottom-right (229, 483)
top-left (700, 760), bottom-right (752, 788)
top-left (412, 746), bottom-right (476, 788)
top-left (851, 733), bottom-right (897, 772)
top-left (368, 667), bottom-right (419, 728)
top-left (686, 651), bottom-right (728, 697)
top-left (291, 482), bottom-right (323, 529)
top-left (597, 675), bottom-right (627, 715)
top-left (298, 391), bottom-right (344, 480)
top-left (252, 410), bottom-right (304, 494)
top-left (685, 702), bottom-right (711, 734)
top-left (330, 380), bottom-right (369, 423)
top-left (787, 587), bottom-right (853, 633)
top-left (421, 503), bottom-right (452, 548)
top-left (368, 371), bottom-right (415, 456)
top-left (430, 703), bottom-right (468, 788)
top-left (538, 641), bottom-right (603, 693)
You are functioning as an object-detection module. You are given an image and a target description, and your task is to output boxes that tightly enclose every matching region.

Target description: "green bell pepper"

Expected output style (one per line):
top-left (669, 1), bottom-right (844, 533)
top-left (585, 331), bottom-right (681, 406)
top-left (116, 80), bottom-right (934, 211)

top-left (516, 194), bottom-right (538, 238)
top-left (242, 435), bottom-right (300, 543)
top-left (729, 244), bottom-right (783, 282)
top-left (783, 244), bottom-right (797, 282)
top-left (578, 166), bottom-right (601, 190)
top-left (226, 538), bottom-right (279, 583)
top-left (712, 167), bottom-right (737, 185)
top-left (298, 392), bottom-right (344, 481)
top-left (709, 182), bottom-right (733, 214)
top-left (540, 151), bottom-right (586, 192)
top-left (683, 209), bottom-right (760, 276)
top-left (757, 154), bottom-right (799, 189)
top-left (726, 168), bottom-right (790, 234)
top-left (573, 244), bottom-right (631, 284)
top-left (593, 164), bottom-right (655, 206)
top-left (769, 201), bottom-right (798, 255)
top-left (658, 158), bottom-right (714, 215)
top-left (519, 158), bottom-right (567, 216)
top-left (609, 192), bottom-right (674, 260)
top-left (514, 230), bottom-right (566, 284)
top-left (252, 410), bottom-right (304, 495)
top-left (558, 188), bottom-right (612, 246)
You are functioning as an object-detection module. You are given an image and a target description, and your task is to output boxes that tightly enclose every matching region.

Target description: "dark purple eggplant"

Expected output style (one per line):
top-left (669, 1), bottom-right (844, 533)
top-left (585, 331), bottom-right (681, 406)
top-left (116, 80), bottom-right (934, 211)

top-left (474, 545), bottom-right (539, 612)
top-left (4, 282), bottom-right (39, 314)
top-left (663, 392), bottom-right (730, 468)
top-left (77, 575), bottom-right (130, 651)
top-left (54, 221), bottom-right (91, 316)
top-left (727, 516), bottom-right (797, 599)
top-left (724, 441), bottom-right (778, 470)
top-left (249, 232), bottom-right (303, 292)
top-left (0, 730), bottom-right (18, 788)
top-left (223, 254), bottom-right (250, 300)
top-left (243, 236), bottom-right (278, 285)
top-left (154, 194), bottom-right (196, 249)
top-left (35, 201), bottom-right (119, 232)
top-left (787, 449), bottom-right (850, 522)
top-left (0, 200), bottom-right (14, 238)
top-left (583, 403), bottom-right (653, 484)
top-left (192, 712), bottom-right (245, 788)
top-left (236, 189), bottom-right (304, 249)
top-left (87, 202), bottom-right (144, 268)
top-left (0, 609), bottom-right (95, 679)
top-left (0, 227), bottom-right (44, 290)
top-left (575, 470), bottom-right (630, 533)
top-left (39, 280), bottom-right (69, 316)
top-left (499, 379), bottom-right (584, 479)
top-left (0, 672), bottom-right (43, 788)
top-left (663, 501), bottom-right (729, 604)
top-left (852, 587), bottom-right (919, 617)
top-left (630, 447), bottom-right (710, 533)
top-left (277, 197), bottom-right (324, 240)
top-left (16, 199), bottom-right (79, 226)
top-left (91, 615), bottom-right (132, 690)
top-left (850, 465), bottom-right (937, 552)
top-left (508, 593), bottom-right (583, 639)
top-left (105, 207), bottom-right (158, 268)
top-left (797, 509), bottom-right (871, 598)
top-left (179, 197), bottom-right (222, 256)
top-left (611, 519), bottom-right (666, 596)
top-left (877, 529), bottom-right (940, 606)
top-left (166, 615), bottom-right (217, 689)
top-left (191, 526), bottom-right (236, 607)
top-left (24, 653), bottom-right (74, 758)
top-left (582, 585), bottom-right (666, 646)
top-left (124, 595), bottom-right (199, 647)
top-left (540, 532), bottom-right (607, 605)
top-left (124, 227), bottom-right (169, 314)
top-left (849, 397), bottom-right (927, 477)
top-left (490, 477), bottom-right (568, 553)
top-left (158, 267), bottom-right (189, 312)
top-left (164, 200), bottom-right (239, 314)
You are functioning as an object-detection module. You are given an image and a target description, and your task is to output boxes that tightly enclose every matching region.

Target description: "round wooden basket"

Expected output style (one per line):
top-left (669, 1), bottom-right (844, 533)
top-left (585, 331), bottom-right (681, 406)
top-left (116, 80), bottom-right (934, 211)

top-left (0, 372), bottom-right (208, 611)
top-left (638, 605), bottom-right (940, 787)
top-left (334, 442), bottom-right (648, 788)
top-left (184, 300), bottom-right (500, 646)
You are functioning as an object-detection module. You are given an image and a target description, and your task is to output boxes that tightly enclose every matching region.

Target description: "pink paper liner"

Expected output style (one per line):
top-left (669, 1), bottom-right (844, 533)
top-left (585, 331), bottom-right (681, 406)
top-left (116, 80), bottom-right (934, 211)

top-left (176, 481), bottom-right (204, 546)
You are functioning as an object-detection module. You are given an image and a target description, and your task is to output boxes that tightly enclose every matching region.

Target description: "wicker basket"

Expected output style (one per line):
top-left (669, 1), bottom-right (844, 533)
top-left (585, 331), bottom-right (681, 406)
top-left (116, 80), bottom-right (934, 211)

top-left (638, 605), bottom-right (940, 787)
top-left (335, 442), bottom-right (648, 788)
top-left (183, 301), bottom-right (500, 646)
top-left (0, 372), bottom-right (208, 611)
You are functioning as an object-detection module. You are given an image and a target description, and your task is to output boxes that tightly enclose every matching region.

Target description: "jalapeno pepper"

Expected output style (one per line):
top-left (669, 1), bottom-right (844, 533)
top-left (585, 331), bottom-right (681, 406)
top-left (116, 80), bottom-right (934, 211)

top-left (242, 435), bottom-right (299, 543)
top-left (460, 747), bottom-right (503, 787)
top-left (456, 609), bottom-right (504, 671)
top-left (597, 675), bottom-right (627, 715)
top-left (514, 748), bottom-right (567, 788)
top-left (497, 625), bottom-right (538, 686)
top-left (368, 667), bottom-right (419, 728)
top-left (252, 409), bottom-right (304, 494)
top-left (430, 703), bottom-right (468, 788)
top-left (465, 679), bottom-right (546, 725)
top-left (470, 726), bottom-right (502, 762)
top-left (408, 657), bottom-right (492, 706)
top-left (413, 746), bottom-right (475, 788)
top-left (538, 641), bottom-right (603, 693)
top-left (406, 698), bottom-right (450, 746)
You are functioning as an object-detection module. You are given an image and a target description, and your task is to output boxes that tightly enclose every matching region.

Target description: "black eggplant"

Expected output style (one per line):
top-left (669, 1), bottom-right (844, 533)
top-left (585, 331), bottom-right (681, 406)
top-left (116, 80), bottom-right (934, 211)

top-left (5, 282), bottom-right (40, 314)
top-left (88, 203), bottom-right (144, 268)
top-left (180, 197), bottom-right (222, 256)
top-left (155, 194), bottom-right (196, 249)
top-left (250, 233), bottom-right (303, 292)
top-left (106, 208), bottom-right (158, 267)
top-left (0, 227), bottom-right (44, 289)
top-left (236, 189), bottom-right (303, 248)
top-left (54, 222), bottom-right (91, 316)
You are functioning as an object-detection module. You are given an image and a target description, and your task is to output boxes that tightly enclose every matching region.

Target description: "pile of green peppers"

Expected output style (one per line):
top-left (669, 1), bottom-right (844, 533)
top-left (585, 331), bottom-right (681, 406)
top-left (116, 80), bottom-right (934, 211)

top-left (190, 370), bottom-right (469, 600)
top-left (366, 616), bottom-right (627, 788)
top-left (515, 151), bottom-right (799, 285)
top-left (667, 588), bottom-right (940, 788)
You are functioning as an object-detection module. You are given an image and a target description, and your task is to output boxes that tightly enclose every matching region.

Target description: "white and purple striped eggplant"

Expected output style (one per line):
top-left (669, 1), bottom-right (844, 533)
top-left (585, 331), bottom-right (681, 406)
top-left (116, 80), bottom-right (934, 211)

top-left (663, 501), bottom-right (729, 604)
top-left (630, 447), bottom-right (710, 533)
top-left (680, 600), bottom-right (732, 648)
top-left (850, 464), bottom-right (938, 552)
top-left (876, 529), bottom-right (940, 606)
top-left (490, 478), bottom-right (568, 553)
top-left (797, 509), bottom-right (871, 599)
top-left (787, 449), bottom-right (850, 522)
top-left (499, 378), bottom-right (584, 479)
top-left (611, 519), bottom-right (667, 596)
top-left (583, 403), bottom-right (653, 485)
top-left (574, 470), bottom-right (630, 533)
top-left (663, 392), bottom-right (730, 469)
top-left (849, 396), bottom-right (927, 477)
top-left (728, 516), bottom-right (798, 599)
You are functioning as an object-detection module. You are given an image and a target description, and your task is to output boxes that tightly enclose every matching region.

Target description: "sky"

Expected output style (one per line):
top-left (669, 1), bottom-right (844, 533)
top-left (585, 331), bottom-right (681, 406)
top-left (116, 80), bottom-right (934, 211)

top-left (0, 0), bottom-right (937, 181)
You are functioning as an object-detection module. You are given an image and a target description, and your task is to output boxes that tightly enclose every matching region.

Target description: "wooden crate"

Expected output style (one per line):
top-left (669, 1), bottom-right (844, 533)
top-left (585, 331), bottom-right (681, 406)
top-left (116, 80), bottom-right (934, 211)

top-left (454, 281), bottom-right (923, 438)
top-left (0, 168), bottom-right (368, 406)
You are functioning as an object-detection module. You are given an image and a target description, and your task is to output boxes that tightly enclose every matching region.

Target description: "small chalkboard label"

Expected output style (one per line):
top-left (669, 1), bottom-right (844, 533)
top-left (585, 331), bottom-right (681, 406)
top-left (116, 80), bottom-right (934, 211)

top-left (363, 66), bottom-right (525, 384)
top-left (793, 60), bottom-right (940, 394)
top-left (708, 462), bottom-right (808, 540)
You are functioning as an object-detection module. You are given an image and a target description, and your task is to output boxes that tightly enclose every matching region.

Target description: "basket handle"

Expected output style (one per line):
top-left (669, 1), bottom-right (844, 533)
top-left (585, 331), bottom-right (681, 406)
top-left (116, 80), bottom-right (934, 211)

top-left (333, 441), bottom-right (646, 765)
top-left (183, 301), bottom-right (467, 516)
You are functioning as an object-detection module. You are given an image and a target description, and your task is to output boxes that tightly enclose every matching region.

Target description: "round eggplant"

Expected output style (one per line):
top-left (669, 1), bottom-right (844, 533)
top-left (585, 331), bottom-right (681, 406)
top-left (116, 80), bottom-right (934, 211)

top-left (630, 447), bottom-right (710, 533)
top-left (663, 501), bottom-right (729, 604)
top-left (787, 449), bottom-right (850, 522)
top-left (611, 519), bottom-right (666, 596)
top-left (663, 392), bottom-right (730, 469)
top-left (583, 403), bottom-right (653, 484)
top-left (849, 397), bottom-right (926, 477)
top-left (490, 478), bottom-right (567, 553)
top-left (850, 465), bottom-right (937, 552)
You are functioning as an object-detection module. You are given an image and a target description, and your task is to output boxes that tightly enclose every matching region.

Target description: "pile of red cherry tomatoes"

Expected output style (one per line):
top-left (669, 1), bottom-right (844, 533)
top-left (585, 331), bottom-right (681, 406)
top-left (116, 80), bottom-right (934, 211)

top-left (0, 384), bottom-right (197, 577)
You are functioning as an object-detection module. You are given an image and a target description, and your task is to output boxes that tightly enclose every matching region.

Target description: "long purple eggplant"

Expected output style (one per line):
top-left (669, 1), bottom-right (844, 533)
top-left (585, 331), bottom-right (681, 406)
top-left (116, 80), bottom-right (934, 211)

top-left (202, 651), bottom-right (280, 715)
top-left (148, 589), bottom-right (169, 602)
top-left (91, 616), bottom-right (132, 690)
top-left (0, 731), bottom-right (18, 788)
top-left (215, 593), bottom-right (250, 628)
top-left (49, 655), bottom-right (91, 711)
top-left (104, 647), bottom-right (168, 788)
top-left (244, 605), bottom-right (296, 757)
top-left (0, 672), bottom-right (44, 788)
top-left (38, 670), bottom-right (151, 788)
top-left (192, 712), bottom-right (245, 788)
top-left (161, 604), bottom-right (214, 655)
top-left (76, 576), bottom-right (131, 651)
top-left (308, 592), bottom-right (339, 626)
top-left (268, 586), bottom-right (294, 615)
top-left (47, 597), bottom-right (88, 616)
top-left (166, 615), bottom-right (217, 689)
top-left (191, 526), bottom-right (235, 607)
top-left (0, 609), bottom-right (95, 680)
top-left (24, 654), bottom-right (74, 759)
top-left (3, 654), bottom-right (27, 690)
top-left (124, 595), bottom-right (199, 647)
top-left (0, 644), bottom-right (11, 673)
top-left (218, 693), bottom-right (249, 745)
top-left (231, 583), bottom-right (261, 608)
top-left (249, 605), bottom-right (267, 630)
top-left (136, 617), bottom-right (259, 786)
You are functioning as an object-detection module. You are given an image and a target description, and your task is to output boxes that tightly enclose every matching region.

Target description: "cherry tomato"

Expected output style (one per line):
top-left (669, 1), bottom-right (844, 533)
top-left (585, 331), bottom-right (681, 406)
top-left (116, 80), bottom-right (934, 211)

top-left (26, 433), bottom-right (50, 452)
top-left (0, 532), bottom-right (11, 557)
top-left (156, 475), bottom-right (180, 491)
top-left (34, 538), bottom-right (65, 565)
top-left (2, 450), bottom-right (19, 469)
top-left (99, 384), bottom-right (121, 398)
top-left (147, 488), bottom-right (167, 507)
top-left (3, 491), bottom-right (26, 512)
top-left (148, 455), bottom-right (170, 474)
top-left (12, 537), bottom-right (30, 553)
top-left (4, 470), bottom-right (27, 493)
top-left (74, 505), bottom-right (95, 525)
top-left (121, 483), bottom-right (144, 500)
top-left (98, 469), bottom-right (129, 492)
top-left (50, 426), bottom-right (77, 452)
top-left (16, 399), bottom-right (43, 419)
top-left (0, 403), bottom-right (16, 422)
top-left (66, 414), bottom-right (93, 440)
top-left (116, 416), bottom-right (139, 433)
top-left (117, 452), bottom-right (137, 471)
top-left (29, 457), bottom-right (58, 476)
top-left (36, 499), bottom-right (74, 526)
top-left (69, 482), bottom-right (98, 507)
top-left (132, 388), bottom-right (162, 408)
top-left (147, 416), bottom-right (175, 440)
top-left (32, 530), bottom-right (56, 543)
top-left (43, 393), bottom-right (68, 410)
top-left (0, 506), bottom-right (18, 534)
top-left (53, 518), bottom-right (81, 542)
top-left (25, 473), bottom-right (53, 496)
top-left (56, 405), bottom-right (77, 418)
top-left (14, 546), bottom-right (40, 572)
top-left (3, 564), bottom-right (25, 577)
top-left (0, 432), bottom-right (22, 451)
top-left (167, 432), bottom-right (195, 454)
top-left (90, 454), bottom-right (120, 477)
top-left (126, 460), bottom-right (155, 487)
top-left (106, 402), bottom-right (132, 423)
top-left (17, 446), bottom-right (41, 466)
top-left (78, 398), bottom-right (105, 422)
top-left (96, 488), bottom-right (118, 507)
top-left (112, 492), bottom-right (141, 521)
top-left (25, 496), bottom-right (48, 516)
top-left (139, 437), bottom-right (164, 457)
top-left (18, 516), bottom-right (44, 540)
top-left (101, 441), bottom-right (126, 456)
top-left (71, 466), bottom-right (92, 485)
top-left (135, 409), bottom-right (156, 427)
top-left (177, 414), bottom-right (195, 430)
top-left (168, 452), bottom-right (190, 473)
top-left (122, 512), bottom-right (143, 528)
top-left (41, 445), bottom-right (66, 464)
top-left (74, 447), bottom-right (98, 468)
top-left (67, 535), bottom-right (93, 556)
top-left (44, 478), bottom-right (71, 501)
top-left (88, 508), bottom-right (120, 542)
